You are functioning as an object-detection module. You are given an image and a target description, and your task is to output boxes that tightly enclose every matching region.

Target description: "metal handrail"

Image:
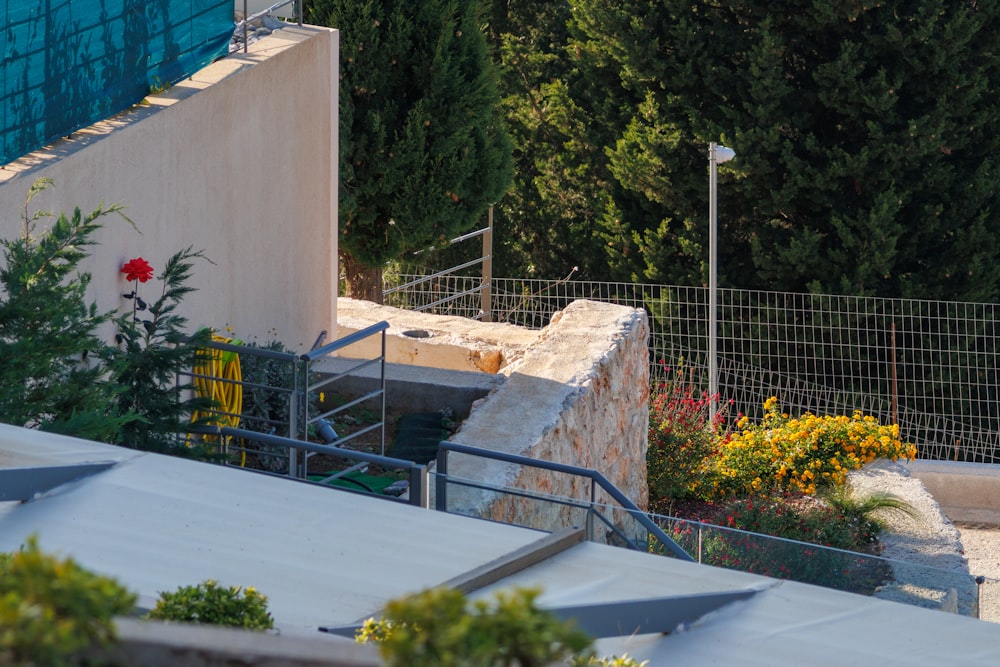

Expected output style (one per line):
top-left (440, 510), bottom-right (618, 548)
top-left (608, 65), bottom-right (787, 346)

top-left (382, 207), bottom-right (494, 320)
top-left (435, 442), bottom-right (693, 561)
top-left (299, 321), bottom-right (389, 457)
top-left (437, 472), bottom-right (641, 549)
top-left (191, 425), bottom-right (428, 507)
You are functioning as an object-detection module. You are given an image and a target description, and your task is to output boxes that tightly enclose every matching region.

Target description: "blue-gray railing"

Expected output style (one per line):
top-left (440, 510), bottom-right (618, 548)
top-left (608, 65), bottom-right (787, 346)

top-left (434, 441), bottom-right (693, 561)
top-left (189, 425), bottom-right (428, 507)
top-left (182, 321), bottom-right (388, 476)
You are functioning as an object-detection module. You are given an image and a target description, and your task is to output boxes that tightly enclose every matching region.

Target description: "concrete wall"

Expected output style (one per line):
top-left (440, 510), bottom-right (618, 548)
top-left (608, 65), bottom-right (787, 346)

top-left (0, 26), bottom-right (339, 351)
top-left (907, 460), bottom-right (1000, 526)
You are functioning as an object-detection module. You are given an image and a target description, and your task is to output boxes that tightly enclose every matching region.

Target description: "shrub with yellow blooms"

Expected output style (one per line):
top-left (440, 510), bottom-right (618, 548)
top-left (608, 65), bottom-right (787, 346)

top-left (703, 397), bottom-right (916, 499)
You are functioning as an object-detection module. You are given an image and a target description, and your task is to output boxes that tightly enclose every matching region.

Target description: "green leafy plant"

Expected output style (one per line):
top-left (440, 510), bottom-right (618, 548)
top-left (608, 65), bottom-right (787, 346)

top-left (355, 587), bottom-right (595, 666)
top-left (573, 654), bottom-right (648, 667)
top-left (145, 579), bottom-right (274, 631)
top-left (0, 177), bottom-right (134, 441)
top-left (106, 248), bottom-right (218, 455)
top-left (0, 535), bottom-right (137, 666)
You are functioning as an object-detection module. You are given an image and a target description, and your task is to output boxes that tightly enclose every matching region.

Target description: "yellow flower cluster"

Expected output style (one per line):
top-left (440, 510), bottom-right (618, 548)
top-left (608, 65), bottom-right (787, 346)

top-left (702, 398), bottom-right (916, 499)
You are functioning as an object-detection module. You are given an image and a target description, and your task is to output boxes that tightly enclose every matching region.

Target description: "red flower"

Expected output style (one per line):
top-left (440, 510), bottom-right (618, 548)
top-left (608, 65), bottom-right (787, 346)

top-left (121, 257), bottom-right (154, 283)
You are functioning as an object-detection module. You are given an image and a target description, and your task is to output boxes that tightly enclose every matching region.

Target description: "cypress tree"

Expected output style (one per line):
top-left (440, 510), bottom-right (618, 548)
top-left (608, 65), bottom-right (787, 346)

top-left (308, 0), bottom-right (513, 302)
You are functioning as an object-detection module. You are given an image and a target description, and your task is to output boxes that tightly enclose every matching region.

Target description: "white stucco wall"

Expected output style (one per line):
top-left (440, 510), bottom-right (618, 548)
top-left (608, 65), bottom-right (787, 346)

top-left (0, 26), bottom-right (338, 351)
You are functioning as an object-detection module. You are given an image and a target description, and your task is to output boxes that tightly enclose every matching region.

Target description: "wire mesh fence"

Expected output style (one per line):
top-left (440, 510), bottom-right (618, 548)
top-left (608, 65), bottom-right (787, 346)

top-left (384, 274), bottom-right (1000, 463)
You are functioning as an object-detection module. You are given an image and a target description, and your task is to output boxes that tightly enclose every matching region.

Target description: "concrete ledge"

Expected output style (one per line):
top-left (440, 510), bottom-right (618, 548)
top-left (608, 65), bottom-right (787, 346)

top-left (336, 298), bottom-right (540, 373)
top-left (312, 357), bottom-right (504, 418)
top-left (907, 460), bottom-right (1000, 526)
top-left (83, 617), bottom-right (381, 666)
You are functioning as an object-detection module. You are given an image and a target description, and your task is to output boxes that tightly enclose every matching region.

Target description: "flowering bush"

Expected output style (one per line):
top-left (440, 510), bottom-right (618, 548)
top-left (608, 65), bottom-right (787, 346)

top-left (706, 397), bottom-right (917, 499)
top-left (109, 248), bottom-right (217, 454)
top-left (646, 365), bottom-right (733, 509)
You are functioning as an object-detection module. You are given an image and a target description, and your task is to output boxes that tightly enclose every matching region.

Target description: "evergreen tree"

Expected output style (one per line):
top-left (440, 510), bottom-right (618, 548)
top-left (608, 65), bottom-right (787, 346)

top-left (571, 0), bottom-right (1000, 299)
top-left (486, 1), bottom-right (622, 281)
top-left (308, 0), bottom-right (513, 302)
top-left (0, 179), bottom-right (130, 440)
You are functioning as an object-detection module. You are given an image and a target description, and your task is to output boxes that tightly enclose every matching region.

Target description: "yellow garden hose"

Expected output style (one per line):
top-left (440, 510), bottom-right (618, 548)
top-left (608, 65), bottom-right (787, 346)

top-left (190, 334), bottom-right (244, 462)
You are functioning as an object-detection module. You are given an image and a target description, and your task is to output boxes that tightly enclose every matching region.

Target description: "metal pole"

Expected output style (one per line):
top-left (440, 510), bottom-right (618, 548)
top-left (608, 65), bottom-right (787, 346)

top-left (243, 0), bottom-right (248, 53)
top-left (482, 206), bottom-right (494, 322)
top-left (708, 143), bottom-right (719, 418)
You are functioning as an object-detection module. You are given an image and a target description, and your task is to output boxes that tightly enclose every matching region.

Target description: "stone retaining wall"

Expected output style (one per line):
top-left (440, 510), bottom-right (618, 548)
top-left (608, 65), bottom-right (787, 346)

top-left (334, 298), bottom-right (651, 533)
top-left (442, 300), bottom-right (650, 533)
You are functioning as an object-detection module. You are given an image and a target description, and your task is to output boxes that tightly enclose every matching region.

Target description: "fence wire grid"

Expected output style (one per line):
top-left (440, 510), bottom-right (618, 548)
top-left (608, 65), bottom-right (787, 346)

top-left (384, 273), bottom-right (1000, 463)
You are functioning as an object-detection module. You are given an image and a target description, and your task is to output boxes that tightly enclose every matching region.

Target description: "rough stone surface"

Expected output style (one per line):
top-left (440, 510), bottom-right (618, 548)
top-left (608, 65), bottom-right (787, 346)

top-left (444, 300), bottom-right (650, 534)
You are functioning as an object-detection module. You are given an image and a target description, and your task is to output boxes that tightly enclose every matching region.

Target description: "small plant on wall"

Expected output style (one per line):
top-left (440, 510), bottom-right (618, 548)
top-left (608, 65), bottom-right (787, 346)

top-left (145, 579), bottom-right (274, 631)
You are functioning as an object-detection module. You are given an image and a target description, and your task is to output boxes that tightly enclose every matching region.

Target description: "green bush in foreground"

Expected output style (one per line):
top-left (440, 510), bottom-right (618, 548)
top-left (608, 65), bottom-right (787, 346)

top-left (145, 579), bottom-right (274, 631)
top-left (357, 587), bottom-right (595, 666)
top-left (0, 535), bottom-right (137, 667)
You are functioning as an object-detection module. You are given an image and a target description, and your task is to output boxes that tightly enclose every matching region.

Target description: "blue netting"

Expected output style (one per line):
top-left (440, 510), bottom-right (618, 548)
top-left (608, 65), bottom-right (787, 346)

top-left (1, 0), bottom-right (234, 166)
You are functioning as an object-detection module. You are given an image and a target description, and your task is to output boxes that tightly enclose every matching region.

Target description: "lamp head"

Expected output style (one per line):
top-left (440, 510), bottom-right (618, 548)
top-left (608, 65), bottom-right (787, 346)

top-left (715, 145), bottom-right (736, 164)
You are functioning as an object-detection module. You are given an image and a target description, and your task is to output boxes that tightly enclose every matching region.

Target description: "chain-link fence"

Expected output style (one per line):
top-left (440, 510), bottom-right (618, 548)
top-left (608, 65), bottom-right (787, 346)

top-left (384, 274), bottom-right (1000, 463)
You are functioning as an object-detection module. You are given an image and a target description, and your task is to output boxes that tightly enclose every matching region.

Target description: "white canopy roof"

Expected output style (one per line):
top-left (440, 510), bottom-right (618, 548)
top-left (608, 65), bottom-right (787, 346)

top-left (2, 424), bottom-right (999, 665)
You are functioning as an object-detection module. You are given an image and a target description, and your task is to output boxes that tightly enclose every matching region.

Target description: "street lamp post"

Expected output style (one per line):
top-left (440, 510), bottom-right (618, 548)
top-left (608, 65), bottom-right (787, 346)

top-left (708, 142), bottom-right (735, 419)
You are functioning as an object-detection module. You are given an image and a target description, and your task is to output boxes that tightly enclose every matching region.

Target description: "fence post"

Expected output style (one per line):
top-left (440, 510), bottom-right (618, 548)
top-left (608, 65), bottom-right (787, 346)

top-left (481, 206), bottom-right (494, 322)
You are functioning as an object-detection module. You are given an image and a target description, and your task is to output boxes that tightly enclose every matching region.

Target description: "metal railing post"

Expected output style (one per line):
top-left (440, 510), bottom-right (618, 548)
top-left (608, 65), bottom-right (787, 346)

top-left (481, 206), bottom-right (493, 322)
top-left (379, 329), bottom-right (387, 455)
top-left (288, 361), bottom-right (300, 478)
top-left (409, 465), bottom-right (429, 508)
top-left (435, 448), bottom-right (449, 512)
top-left (587, 479), bottom-right (596, 541)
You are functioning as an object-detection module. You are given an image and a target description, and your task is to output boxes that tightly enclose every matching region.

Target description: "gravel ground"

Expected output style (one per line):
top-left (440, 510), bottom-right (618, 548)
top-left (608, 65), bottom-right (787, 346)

top-left (955, 526), bottom-right (1000, 623)
top-left (849, 461), bottom-right (999, 621)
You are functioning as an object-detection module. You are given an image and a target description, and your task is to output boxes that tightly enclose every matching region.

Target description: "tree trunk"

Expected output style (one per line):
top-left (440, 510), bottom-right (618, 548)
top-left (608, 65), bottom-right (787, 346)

top-left (341, 252), bottom-right (384, 304)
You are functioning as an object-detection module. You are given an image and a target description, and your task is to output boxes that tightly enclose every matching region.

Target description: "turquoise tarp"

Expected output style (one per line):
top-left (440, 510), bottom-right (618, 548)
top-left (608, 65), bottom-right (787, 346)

top-left (1, 0), bottom-right (234, 165)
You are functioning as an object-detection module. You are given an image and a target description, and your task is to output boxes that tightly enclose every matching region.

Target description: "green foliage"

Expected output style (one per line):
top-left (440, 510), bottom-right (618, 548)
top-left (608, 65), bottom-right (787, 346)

top-left (355, 587), bottom-right (595, 666)
top-left (648, 381), bottom-right (919, 579)
top-left (646, 364), bottom-right (732, 507)
top-left (0, 179), bottom-right (217, 454)
top-left (668, 510), bottom-right (893, 594)
top-left (0, 535), bottom-right (137, 666)
top-left (106, 248), bottom-right (217, 455)
top-left (487, 0), bottom-right (625, 281)
top-left (487, 2), bottom-right (1000, 298)
top-left (0, 178), bottom-right (133, 441)
top-left (573, 654), bottom-right (648, 667)
top-left (308, 0), bottom-right (513, 299)
top-left (145, 579), bottom-right (274, 631)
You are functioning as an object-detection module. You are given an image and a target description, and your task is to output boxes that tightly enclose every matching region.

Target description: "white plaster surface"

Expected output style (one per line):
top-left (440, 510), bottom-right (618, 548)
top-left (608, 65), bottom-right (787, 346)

top-left (0, 26), bottom-right (339, 350)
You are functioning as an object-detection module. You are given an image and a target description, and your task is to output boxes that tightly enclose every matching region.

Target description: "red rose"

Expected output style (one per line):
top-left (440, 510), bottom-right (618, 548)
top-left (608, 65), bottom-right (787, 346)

top-left (121, 257), bottom-right (154, 283)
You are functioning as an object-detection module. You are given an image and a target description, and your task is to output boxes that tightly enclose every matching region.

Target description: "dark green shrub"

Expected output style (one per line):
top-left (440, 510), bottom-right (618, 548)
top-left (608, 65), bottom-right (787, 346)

top-left (0, 178), bottom-right (134, 441)
top-left (145, 579), bottom-right (274, 631)
top-left (0, 535), bottom-right (137, 666)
